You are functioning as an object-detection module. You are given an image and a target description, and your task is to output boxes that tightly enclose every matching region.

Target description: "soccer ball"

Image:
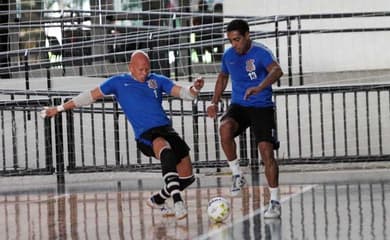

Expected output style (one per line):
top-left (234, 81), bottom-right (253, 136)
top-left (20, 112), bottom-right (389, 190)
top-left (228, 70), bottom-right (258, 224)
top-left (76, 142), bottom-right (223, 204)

top-left (207, 197), bottom-right (230, 223)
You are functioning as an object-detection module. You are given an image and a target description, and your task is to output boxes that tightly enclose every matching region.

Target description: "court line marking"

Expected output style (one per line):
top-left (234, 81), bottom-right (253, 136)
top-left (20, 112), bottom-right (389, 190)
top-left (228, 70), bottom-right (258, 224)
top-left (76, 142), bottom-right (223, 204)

top-left (29, 193), bottom-right (71, 204)
top-left (195, 184), bottom-right (318, 240)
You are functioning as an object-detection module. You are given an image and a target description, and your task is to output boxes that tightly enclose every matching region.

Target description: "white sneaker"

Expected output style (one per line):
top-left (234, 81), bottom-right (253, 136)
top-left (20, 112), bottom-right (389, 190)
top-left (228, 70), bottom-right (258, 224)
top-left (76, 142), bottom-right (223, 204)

top-left (230, 174), bottom-right (246, 196)
top-left (264, 200), bottom-right (281, 219)
top-left (146, 197), bottom-right (175, 217)
top-left (174, 201), bottom-right (188, 220)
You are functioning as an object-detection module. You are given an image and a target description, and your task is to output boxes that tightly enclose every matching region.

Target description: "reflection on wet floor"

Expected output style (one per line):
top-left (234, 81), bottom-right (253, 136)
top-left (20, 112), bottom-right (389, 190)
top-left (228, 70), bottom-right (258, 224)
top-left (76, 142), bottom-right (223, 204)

top-left (0, 173), bottom-right (388, 240)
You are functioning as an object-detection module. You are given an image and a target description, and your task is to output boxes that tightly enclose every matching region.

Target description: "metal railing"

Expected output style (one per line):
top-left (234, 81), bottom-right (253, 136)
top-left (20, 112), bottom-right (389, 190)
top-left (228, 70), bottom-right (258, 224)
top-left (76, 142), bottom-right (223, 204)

top-left (0, 82), bottom-right (389, 176)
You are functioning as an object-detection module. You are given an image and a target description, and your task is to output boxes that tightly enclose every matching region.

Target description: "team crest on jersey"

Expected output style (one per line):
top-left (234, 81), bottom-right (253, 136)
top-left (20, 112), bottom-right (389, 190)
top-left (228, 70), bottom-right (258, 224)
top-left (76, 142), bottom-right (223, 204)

top-left (147, 79), bottom-right (158, 89)
top-left (246, 59), bottom-right (256, 72)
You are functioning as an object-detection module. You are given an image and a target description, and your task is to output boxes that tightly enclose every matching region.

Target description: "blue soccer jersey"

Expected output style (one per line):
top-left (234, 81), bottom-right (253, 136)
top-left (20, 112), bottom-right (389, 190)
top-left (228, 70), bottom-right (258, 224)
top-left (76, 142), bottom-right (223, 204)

top-left (221, 42), bottom-right (277, 107)
top-left (99, 73), bottom-right (175, 139)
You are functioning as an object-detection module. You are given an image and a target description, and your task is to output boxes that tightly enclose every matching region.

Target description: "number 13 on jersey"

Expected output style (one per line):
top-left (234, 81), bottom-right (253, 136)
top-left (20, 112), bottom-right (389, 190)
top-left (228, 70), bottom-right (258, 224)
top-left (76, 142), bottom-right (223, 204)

top-left (248, 72), bottom-right (257, 80)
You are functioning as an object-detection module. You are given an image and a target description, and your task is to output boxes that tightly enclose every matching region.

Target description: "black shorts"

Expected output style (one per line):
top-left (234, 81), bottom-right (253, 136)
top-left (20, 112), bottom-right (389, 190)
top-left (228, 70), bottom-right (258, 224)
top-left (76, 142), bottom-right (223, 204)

top-left (221, 104), bottom-right (279, 149)
top-left (136, 125), bottom-right (190, 160)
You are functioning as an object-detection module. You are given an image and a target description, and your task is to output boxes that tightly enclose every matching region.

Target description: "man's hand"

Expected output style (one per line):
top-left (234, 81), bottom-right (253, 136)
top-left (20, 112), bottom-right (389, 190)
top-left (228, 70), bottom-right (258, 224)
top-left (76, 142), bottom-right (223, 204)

top-left (207, 103), bottom-right (218, 118)
top-left (40, 105), bottom-right (64, 118)
top-left (192, 76), bottom-right (205, 91)
top-left (244, 86), bottom-right (262, 100)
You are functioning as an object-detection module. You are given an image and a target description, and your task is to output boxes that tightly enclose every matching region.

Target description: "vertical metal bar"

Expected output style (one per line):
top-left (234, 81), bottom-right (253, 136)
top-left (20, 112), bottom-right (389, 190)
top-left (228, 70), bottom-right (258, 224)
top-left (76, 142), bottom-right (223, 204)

top-left (331, 93), bottom-right (336, 157)
top-left (377, 90), bottom-right (382, 155)
top-left (66, 107), bottom-right (76, 170)
top-left (1, 110), bottom-right (5, 171)
top-left (320, 93), bottom-right (325, 157)
top-left (44, 107), bottom-right (54, 173)
top-left (24, 50), bottom-right (30, 93)
top-left (297, 94), bottom-right (302, 158)
top-left (343, 93), bottom-right (348, 156)
top-left (354, 92), bottom-right (359, 155)
top-left (91, 105), bottom-right (96, 166)
top-left (213, 116), bottom-right (220, 172)
top-left (124, 115), bottom-right (130, 167)
top-left (192, 101), bottom-right (199, 172)
top-left (187, 55), bottom-right (193, 83)
top-left (34, 110), bottom-right (40, 169)
top-left (79, 108), bottom-right (85, 167)
top-left (54, 98), bottom-right (64, 176)
top-left (365, 91), bottom-right (371, 156)
top-left (11, 94), bottom-right (18, 170)
top-left (274, 16), bottom-right (280, 87)
top-left (308, 94), bottom-right (313, 157)
top-left (136, 146), bottom-right (142, 165)
top-left (77, 14), bottom-right (83, 76)
top-left (297, 16), bottom-right (303, 85)
top-left (101, 101), bottom-right (107, 166)
top-left (60, 10), bottom-right (65, 76)
top-left (239, 132), bottom-right (248, 165)
top-left (46, 67), bottom-right (51, 90)
top-left (172, 15), bottom-right (179, 82)
top-left (250, 130), bottom-right (258, 167)
top-left (180, 99), bottom-right (185, 139)
top-left (285, 95), bottom-right (291, 158)
top-left (274, 95), bottom-right (279, 159)
top-left (23, 110), bottom-right (28, 169)
top-left (202, 101), bottom-right (209, 162)
top-left (113, 100), bottom-right (120, 166)
top-left (286, 17), bottom-right (293, 86)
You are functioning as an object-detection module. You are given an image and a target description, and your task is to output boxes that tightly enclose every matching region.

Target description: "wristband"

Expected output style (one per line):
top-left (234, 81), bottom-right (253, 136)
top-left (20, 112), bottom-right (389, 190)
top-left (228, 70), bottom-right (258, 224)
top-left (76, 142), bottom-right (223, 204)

top-left (191, 86), bottom-right (200, 93)
top-left (56, 105), bottom-right (65, 112)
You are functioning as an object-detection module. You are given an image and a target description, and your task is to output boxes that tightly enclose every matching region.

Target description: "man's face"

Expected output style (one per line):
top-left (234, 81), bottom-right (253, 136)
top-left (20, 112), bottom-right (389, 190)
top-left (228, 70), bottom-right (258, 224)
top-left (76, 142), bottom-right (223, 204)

top-left (129, 54), bottom-right (150, 82)
top-left (227, 30), bottom-right (250, 55)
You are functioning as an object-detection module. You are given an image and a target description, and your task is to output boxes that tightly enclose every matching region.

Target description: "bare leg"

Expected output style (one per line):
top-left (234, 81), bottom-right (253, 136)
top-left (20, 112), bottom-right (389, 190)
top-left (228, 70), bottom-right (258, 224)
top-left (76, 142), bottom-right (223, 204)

top-left (219, 118), bottom-right (239, 161)
top-left (259, 141), bottom-right (279, 188)
top-left (220, 118), bottom-right (246, 196)
top-left (176, 156), bottom-right (193, 177)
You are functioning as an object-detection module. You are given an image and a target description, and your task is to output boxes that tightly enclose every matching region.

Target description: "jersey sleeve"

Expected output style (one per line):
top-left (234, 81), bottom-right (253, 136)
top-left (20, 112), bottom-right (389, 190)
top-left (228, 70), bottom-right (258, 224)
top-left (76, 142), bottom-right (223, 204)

top-left (159, 75), bottom-right (175, 94)
top-left (99, 75), bottom-right (117, 95)
top-left (259, 47), bottom-right (277, 69)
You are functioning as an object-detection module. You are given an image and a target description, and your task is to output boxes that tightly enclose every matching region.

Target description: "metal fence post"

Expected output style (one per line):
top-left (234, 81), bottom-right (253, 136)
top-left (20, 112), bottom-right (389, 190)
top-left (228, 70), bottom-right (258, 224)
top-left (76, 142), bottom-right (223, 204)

top-left (44, 100), bottom-right (54, 173)
top-left (54, 97), bottom-right (65, 177)
top-left (66, 101), bottom-right (76, 170)
top-left (113, 99), bottom-right (120, 166)
top-left (192, 100), bottom-right (199, 173)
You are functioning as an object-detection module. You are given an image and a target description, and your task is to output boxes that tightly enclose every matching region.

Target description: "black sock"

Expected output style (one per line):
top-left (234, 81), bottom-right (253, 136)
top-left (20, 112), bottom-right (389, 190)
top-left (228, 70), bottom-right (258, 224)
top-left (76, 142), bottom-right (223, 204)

top-left (160, 149), bottom-right (182, 203)
top-left (172, 192), bottom-right (182, 203)
top-left (152, 186), bottom-right (170, 204)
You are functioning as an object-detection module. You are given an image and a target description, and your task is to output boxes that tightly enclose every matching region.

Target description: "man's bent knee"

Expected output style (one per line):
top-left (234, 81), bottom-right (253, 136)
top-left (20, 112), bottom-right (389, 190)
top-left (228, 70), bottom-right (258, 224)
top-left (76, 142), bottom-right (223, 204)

top-left (219, 119), bottom-right (237, 140)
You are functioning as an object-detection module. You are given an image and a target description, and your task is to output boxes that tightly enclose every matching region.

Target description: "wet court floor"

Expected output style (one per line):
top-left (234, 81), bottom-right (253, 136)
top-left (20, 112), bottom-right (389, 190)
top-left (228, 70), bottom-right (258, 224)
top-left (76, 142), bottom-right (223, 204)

top-left (0, 165), bottom-right (389, 240)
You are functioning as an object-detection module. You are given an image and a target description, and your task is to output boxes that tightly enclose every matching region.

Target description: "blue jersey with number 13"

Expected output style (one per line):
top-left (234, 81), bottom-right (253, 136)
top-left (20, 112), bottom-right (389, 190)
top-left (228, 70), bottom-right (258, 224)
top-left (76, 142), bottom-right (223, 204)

top-left (221, 42), bottom-right (277, 107)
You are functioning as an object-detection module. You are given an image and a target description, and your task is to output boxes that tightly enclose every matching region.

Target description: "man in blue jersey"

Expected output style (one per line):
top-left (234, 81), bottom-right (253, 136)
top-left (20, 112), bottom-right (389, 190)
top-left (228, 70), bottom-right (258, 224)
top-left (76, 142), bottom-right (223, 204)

top-left (207, 19), bottom-right (283, 218)
top-left (41, 50), bottom-right (204, 220)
